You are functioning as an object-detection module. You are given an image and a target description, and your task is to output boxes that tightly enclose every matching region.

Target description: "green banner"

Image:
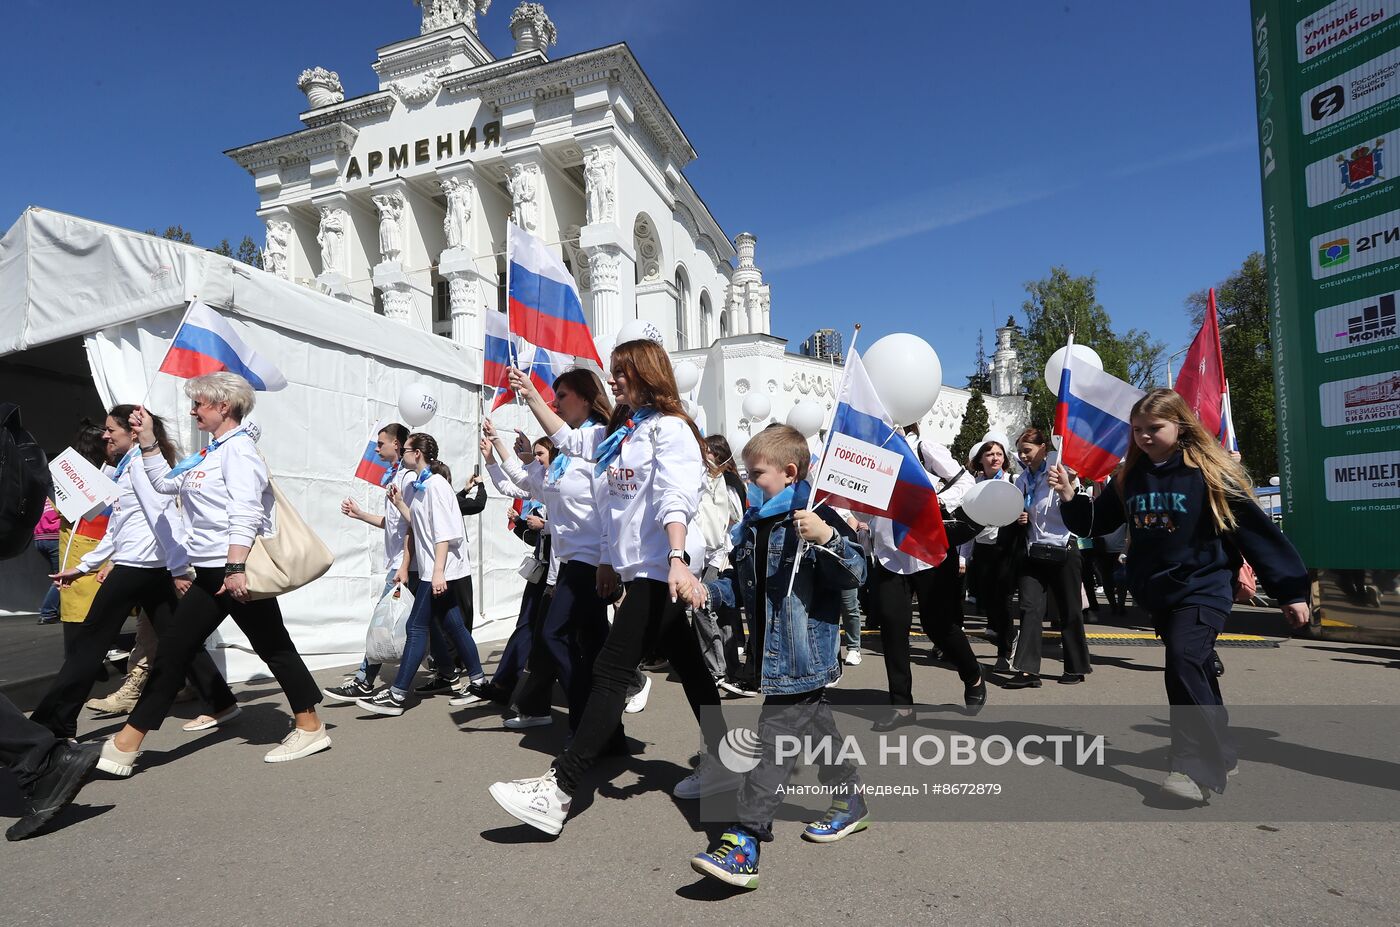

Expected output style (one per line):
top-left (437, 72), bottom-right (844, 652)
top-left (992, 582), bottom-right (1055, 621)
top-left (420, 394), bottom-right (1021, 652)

top-left (1250, 0), bottom-right (1400, 568)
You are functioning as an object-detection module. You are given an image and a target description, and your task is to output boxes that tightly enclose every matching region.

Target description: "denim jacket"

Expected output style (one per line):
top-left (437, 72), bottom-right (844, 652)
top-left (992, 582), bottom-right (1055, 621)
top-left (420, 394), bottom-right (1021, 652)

top-left (706, 506), bottom-right (866, 695)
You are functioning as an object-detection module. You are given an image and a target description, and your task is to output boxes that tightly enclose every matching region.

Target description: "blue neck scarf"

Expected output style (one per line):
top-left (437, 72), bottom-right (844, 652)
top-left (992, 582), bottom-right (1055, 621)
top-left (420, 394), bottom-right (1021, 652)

top-left (379, 461), bottom-right (401, 488)
top-left (113, 449), bottom-right (137, 480)
top-left (545, 453), bottom-right (570, 487)
top-left (593, 407), bottom-right (658, 476)
top-left (412, 467), bottom-right (433, 493)
top-left (730, 480), bottom-right (810, 546)
top-left (520, 500), bottom-right (544, 519)
top-left (168, 427), bottom-right (246, 478)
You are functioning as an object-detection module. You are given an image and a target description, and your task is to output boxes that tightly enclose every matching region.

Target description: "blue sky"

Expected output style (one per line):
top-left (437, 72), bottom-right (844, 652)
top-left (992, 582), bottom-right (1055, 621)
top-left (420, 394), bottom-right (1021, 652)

top-left (3, 0), bottom-right (1265, 383)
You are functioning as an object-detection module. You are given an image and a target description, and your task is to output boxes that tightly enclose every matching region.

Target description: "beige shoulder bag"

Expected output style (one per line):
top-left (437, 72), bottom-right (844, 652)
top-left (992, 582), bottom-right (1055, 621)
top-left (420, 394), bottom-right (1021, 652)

top-left (244, 457), bottom-right (334, 600)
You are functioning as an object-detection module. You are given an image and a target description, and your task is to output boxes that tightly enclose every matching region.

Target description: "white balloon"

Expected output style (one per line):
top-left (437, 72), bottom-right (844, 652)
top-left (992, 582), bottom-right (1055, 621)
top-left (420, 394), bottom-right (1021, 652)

top-left (1043, 344), bottom-right (1103, 394)
top-left (673, 360), bottom-right (700, 394)
top-left (397, 382), bottom-right (439, 427)
top-left (786, 400), bottom-right (824, 438)
top-left (961, 478), bottom-right (1023, 528)
top-left (863, 333), bottom-right (942, 427)
top-left (741, 391), bottom-right (771, 421)
top-left (615, 318), bottom-right (665, 349)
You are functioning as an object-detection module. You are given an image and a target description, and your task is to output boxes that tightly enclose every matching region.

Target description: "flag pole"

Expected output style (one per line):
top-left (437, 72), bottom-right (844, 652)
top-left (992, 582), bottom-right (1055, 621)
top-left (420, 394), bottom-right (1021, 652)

top-left (787, 323), bottom-right (861, 598)
top-left (137, 297), bottom-right (199, 410)
top-left (1048, 330), bottom-right (1075, 469)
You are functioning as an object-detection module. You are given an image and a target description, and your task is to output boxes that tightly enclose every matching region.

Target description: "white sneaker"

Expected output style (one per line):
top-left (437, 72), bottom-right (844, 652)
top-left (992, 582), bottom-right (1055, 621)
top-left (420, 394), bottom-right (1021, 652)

top-left (1161, 771), bottom-right (1205, 801)
top-left (264, 724), bottom-right (332, 763)
top-left (674, 755), bottom-right (743, 800)
top-left (488, 769), bottom-right (571, 835)
top-left (624, 674), bottom-right (652, 714)
top-left (717, 678), bottom-right (757, 698)
top-left (448, 690), bottom-right (489, 708)
top-left (97, 738), bottom-right (140, 777)
top-left (844, 650), bottom-right (863, 666)
top-left (504, 713), bottom-right (552, 730)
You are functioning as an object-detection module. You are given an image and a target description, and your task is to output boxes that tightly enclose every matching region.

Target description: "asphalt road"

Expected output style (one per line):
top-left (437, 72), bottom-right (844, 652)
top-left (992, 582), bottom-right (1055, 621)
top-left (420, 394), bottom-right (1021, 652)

top-left (1, 630), bottom-right (1397, 927)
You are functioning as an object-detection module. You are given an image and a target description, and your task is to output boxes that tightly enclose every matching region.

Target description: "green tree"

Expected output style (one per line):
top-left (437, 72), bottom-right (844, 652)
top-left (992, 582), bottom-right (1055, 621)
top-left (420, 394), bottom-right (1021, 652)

top-left (144, 227), bottom-right (261, 269)
top-left (952, 389), bottom-right (990, 464)
top-left (1020, 266), bottom-right (1165, 430)
top-left (1184, 252), bottom-right (1274, 481)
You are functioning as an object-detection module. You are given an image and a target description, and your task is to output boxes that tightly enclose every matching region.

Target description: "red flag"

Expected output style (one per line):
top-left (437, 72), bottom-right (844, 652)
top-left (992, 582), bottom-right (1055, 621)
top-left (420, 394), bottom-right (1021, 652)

top-left (1174, 287), bottom-right (1226, 437)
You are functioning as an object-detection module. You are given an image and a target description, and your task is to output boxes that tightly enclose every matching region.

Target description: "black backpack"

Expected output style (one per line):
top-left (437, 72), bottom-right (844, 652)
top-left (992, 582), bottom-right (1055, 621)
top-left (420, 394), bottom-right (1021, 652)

top-left (0, 403), bottom-right (51, 560)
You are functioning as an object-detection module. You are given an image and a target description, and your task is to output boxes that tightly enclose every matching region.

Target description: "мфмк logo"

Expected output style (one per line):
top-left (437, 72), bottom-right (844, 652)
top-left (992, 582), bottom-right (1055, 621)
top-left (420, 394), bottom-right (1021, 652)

top-left (1310, 207), bottom-right (1400, 279)
top-left (1316, 291), bottom-right (1399, 354)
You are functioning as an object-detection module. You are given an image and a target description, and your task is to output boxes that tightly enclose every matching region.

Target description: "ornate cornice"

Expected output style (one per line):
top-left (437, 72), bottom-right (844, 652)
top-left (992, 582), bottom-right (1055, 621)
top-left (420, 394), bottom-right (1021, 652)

top-left (440, 52), bottom-right (546, 95)
top-left (301, 93), bottom-right (396, 129)
top-left (474, 44), bottom-right (696, 168)
top-left (225, 123), bottom-right (359, 173)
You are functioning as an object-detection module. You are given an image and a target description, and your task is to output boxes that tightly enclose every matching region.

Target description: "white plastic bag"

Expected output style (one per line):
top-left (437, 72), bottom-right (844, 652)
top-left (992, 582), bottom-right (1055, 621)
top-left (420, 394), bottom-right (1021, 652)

top-left (365, 583), bottom-right (414, 665)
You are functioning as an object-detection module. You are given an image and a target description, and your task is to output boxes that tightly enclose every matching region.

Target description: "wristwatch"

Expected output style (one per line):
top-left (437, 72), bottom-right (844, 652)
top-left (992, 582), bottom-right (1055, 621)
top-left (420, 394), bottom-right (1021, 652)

top-left (224, 562), bottom-right (247, 575)
top-left (667, 548), bottom-right (691, 566)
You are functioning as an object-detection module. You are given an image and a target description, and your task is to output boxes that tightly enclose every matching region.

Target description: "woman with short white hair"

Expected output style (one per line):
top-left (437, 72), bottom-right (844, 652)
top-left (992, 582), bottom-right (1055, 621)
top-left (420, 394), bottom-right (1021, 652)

top-left (98, 372), bottom-right (330, 775)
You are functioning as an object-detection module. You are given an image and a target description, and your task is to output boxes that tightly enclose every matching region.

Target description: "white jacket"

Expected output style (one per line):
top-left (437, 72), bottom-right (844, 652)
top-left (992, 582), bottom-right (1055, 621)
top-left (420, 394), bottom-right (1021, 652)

top-left (405, 471), bottom-right (470, 582)
top-left (79, 453), bottom-right (191, 575)
top-left (495, 452), bottom-right (608, 567)
top-left (698, 474), bottom-right (743, 571)
top-left (550, 415), bottom-right (704, 582)
top-left (138, 429), bottom-right (272, 568)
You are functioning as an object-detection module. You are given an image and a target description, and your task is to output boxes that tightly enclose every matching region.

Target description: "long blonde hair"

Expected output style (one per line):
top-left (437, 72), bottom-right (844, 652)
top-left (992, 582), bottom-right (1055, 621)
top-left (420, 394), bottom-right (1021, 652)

top-left (1119, 388), bottom-right (1252, 533)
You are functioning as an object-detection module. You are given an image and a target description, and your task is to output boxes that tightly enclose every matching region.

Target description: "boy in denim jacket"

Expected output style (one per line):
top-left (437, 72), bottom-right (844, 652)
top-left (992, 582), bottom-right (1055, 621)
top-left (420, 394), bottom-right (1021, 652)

top-left (690, 425), bottom-right (868, 890)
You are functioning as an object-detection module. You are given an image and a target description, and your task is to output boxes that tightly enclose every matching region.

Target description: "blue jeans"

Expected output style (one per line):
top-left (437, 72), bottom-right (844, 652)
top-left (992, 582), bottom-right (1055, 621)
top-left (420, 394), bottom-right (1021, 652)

top-left (839, 586), bottom-right (862, 652)
top-left (390, 577), bottom-right (483, 695)
top-left (355, 571), bottom-right (450, 685)
top-left (34, 539), bottom-right (60, 618)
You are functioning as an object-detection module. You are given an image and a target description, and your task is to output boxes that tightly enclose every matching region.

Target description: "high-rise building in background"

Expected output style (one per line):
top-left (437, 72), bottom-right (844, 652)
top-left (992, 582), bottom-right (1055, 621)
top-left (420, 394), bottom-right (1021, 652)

top-left (800, 328), bottom-right (843, 362)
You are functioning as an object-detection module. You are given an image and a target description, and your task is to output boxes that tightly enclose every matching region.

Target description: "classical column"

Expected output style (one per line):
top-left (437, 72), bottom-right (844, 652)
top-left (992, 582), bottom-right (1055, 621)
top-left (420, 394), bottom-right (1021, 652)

top-left (580, 221), bottom-right (635, 349)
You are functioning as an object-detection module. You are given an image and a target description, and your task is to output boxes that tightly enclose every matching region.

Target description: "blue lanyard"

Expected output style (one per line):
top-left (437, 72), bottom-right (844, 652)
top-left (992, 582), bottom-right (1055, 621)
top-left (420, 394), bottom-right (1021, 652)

top-left (169, 428), bottom-right (246, 478)
top-left (1024, 463), bottom-right (1045, 512)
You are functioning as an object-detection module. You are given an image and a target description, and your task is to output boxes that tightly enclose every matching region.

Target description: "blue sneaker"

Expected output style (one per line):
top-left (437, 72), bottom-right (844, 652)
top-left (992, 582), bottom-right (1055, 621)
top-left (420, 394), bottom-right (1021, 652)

top-left (690, 830), bottom-right (760, 889)
top-left (802, 791), bottom-right (870, 843)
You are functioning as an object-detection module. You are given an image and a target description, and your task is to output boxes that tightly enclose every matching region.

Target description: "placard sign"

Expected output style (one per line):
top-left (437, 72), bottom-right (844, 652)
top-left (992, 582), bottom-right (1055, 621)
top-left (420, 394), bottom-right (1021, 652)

top-left (49, 448), bottom-right (119, 523)
top-left (813, 434), bottom-right (900, 510)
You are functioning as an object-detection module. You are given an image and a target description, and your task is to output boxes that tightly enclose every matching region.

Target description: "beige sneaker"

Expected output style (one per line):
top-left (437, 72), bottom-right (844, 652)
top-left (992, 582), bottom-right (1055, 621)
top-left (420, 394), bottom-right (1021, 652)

top-left (264, 724), bottom-right (332, 764)
top-left (86, 660), bottom-right (148, 715)
top-left (97, 738), bottom-right (141, 777)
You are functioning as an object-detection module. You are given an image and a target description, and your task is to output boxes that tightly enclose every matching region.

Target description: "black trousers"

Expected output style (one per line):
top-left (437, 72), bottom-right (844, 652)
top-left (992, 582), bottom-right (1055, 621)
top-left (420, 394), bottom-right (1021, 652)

top-left (873, 556), bottom-right (980, 706)
top-left (508, 582), bottom-right (558, 717)
top-left (128, 567), bottom-right (321, 731)
top-left (0, 693), bottom-right (57, 791)
top-left (1095, 548), bottom-right (1124, 609)
top-left (30, 566), bottom-right (236, 740)
top-left (1156, 605), bottom-right (1235, 793)
top-left (970, 542), bottom-right (1016, 656)
top-left (540, 561), bottom-right (610, 732)
top-left (552, 578), bottom-right (723, 795)
top-left (1012, 550), bottom-right (1092, 677)
top-left (736, 687), bottom-right (861, 842)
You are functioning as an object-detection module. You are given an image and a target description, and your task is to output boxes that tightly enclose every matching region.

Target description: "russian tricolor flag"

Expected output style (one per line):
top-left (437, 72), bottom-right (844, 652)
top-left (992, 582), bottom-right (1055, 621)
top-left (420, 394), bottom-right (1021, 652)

top-left (1053, 335), bottom-right (1144, 482)
top-left (353, 418), bottom-right (397, 486)
top-left (159, 302), bottom-right (287, 391)
top-left (819, 348), bottom-right (949, 566)
top-left (507, 222), bottom-right (602, 367)
top-left (486, 307), bottom-right (571, 411)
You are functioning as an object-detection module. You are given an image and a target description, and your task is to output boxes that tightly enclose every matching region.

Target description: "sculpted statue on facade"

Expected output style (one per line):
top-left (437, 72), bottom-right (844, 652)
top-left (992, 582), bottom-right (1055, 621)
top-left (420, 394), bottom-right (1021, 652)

top-left (507, 163), bottom-right (539, 232)
top-left (583, 146), bottom-right (616, 225)
top-left (263, 219), bottom-right (292, 280)
top-left (441, 177), bottom-right (474, 249)
top-left (372, 191), bottom-right (407, 264)
top-left (416, 0), bottom-right (492, 35)
top-left (316, 207), bottom-right (347, 276)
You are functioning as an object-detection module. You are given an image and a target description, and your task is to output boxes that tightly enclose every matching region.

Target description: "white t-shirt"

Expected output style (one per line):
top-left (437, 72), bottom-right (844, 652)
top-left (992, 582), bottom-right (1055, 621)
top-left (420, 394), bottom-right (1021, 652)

top-left (406, 471), bottom-right (470, 582)
top-left (382, 465), bottom-right (415, 571)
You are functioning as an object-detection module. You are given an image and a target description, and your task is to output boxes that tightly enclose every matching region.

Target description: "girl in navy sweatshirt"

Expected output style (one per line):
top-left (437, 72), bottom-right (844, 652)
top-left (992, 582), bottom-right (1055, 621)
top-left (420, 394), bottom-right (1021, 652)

top-left (1048, 388), bottom-right (1310, 802)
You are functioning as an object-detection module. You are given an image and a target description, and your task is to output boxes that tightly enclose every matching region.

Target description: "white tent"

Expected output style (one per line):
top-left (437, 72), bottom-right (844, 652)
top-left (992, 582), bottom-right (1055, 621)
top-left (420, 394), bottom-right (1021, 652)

top-left (0, 207), bottom-right (535, 681)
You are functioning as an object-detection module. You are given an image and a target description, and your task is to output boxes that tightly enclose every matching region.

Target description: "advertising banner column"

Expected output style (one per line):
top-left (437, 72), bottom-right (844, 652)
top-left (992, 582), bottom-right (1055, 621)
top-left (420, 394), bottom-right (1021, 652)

top-left (1250, 1), bottom-right (1400, 572)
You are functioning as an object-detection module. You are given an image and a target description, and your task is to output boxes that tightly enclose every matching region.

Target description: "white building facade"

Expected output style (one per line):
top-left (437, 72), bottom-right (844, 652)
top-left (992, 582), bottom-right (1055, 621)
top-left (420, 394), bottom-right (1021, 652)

top-left (228, 1), bottom-right (1026, 455)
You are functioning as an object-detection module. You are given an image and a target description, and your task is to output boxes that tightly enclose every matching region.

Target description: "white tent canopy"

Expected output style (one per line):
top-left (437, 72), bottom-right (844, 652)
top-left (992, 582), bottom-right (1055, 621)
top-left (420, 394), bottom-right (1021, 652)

top-left (0, 207), bottom-right (534, 681)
